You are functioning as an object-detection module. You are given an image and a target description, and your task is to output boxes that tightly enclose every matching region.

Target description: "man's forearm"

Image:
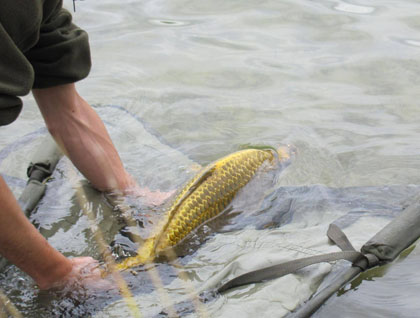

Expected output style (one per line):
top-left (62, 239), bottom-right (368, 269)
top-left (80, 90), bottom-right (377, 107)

top-left (33, 84), bottom-right (134, 193)
top-left (0, 176), bottom-right (72, 289)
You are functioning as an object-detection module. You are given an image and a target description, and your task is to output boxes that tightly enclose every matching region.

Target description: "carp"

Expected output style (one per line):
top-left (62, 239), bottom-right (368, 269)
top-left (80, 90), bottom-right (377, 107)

top-left (115, 147), bottom-right (290, 271)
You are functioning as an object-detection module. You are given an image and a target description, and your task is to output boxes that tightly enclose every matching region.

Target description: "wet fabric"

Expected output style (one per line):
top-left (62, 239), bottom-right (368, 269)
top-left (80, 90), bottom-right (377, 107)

top-left (0, 0), bottom-right (91, 126)
top-left (216, 224), bottom-right (380, 293)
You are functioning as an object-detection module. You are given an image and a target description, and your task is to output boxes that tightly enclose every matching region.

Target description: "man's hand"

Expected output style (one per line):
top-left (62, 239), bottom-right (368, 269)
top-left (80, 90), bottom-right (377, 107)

top-left (34, 84), bottom-right (176, 208)
top-left (0, 176), bottom-right (115, 292)
top-left (125, 182), bottom-right (175, 206)
top-left (41, 257), bottom-right (113, 291)
top-left (138, 187), bottom-right (175, 206)
top-left (33, 84), bottom-right (135, 193)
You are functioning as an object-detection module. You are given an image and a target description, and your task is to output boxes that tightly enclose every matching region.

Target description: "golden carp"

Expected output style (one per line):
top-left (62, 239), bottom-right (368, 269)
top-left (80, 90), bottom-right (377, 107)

top-left (115, 147), bottom-right (290, 271)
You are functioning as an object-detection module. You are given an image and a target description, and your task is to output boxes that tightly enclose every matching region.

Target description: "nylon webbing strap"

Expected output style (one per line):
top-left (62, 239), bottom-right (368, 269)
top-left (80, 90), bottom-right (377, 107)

top-left (217, 224), bottom-right (379, 293)
top-left (327, 223), bottom-right (356, 251)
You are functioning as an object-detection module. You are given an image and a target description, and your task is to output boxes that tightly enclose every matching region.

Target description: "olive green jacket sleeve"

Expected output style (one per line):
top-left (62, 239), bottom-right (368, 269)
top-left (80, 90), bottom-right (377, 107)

top-left (0, 0), bottom-right (91, 126)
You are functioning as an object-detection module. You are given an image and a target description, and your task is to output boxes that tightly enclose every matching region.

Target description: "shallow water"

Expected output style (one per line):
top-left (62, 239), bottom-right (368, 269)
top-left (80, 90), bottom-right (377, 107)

top-left (1, 0), bottom-right (420, 317)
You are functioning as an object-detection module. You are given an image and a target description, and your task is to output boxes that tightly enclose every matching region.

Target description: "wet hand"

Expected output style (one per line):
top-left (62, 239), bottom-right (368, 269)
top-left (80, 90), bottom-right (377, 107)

top-left (42, 257), bottom-right (115, 291)
top-left (122, 174), bottom-right (175, 206)
top-left (129, 186), bottom-right (175, 206)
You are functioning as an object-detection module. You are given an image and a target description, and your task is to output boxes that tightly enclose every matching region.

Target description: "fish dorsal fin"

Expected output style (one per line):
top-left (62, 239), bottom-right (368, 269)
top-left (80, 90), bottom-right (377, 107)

top-left (152, 164), bottom-right (217, 250)
top-left (171, 164), bottom-right (216, 212)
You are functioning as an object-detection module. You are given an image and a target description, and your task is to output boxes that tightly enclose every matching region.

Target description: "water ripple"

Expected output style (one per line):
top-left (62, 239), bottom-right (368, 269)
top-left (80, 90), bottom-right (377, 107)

top-left (148, 18), bottom-right (190, 26)
top-left (395, 38), bottom-right (420, 48)
top-left (333, 1), bottom-right (376, 14)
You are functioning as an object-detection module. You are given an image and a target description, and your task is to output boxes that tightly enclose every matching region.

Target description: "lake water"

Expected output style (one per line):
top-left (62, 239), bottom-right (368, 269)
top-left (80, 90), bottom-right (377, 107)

top-left (1, 0), bottom-right (420, 317)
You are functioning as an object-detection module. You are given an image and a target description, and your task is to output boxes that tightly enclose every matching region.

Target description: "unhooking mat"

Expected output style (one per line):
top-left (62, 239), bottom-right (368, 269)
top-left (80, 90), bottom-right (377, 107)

top-left (1, 104), bottom-right (420, 318)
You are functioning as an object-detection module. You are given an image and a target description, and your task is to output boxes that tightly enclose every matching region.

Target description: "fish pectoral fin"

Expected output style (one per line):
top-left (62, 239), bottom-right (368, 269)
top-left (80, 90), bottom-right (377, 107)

top-left (152, 166), bottom-right (217, 251)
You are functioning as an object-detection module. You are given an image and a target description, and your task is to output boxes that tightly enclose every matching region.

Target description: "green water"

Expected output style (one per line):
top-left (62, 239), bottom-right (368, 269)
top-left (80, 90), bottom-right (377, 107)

top-left (1, 0), bottom-right (420, 317)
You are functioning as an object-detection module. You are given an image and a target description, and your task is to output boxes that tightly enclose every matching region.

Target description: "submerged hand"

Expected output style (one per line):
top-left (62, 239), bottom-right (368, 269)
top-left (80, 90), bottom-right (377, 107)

top-left (129, 186), bottom-right (175, 206)
top-left (123, 175), bottom-right (175, 206)
top-left (41, 257), bottom-right (114, 291)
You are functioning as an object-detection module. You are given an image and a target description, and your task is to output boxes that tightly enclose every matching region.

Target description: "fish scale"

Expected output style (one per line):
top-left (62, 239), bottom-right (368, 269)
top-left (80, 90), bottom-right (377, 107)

top-left (115, 147), bottom-right (287, 271)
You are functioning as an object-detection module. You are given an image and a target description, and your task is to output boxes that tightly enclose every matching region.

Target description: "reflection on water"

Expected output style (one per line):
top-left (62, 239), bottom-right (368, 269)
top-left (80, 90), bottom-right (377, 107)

top-left (1, 0), bottom-right (420, 317)
top-left (333, 2), bottom-right (376, 14)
